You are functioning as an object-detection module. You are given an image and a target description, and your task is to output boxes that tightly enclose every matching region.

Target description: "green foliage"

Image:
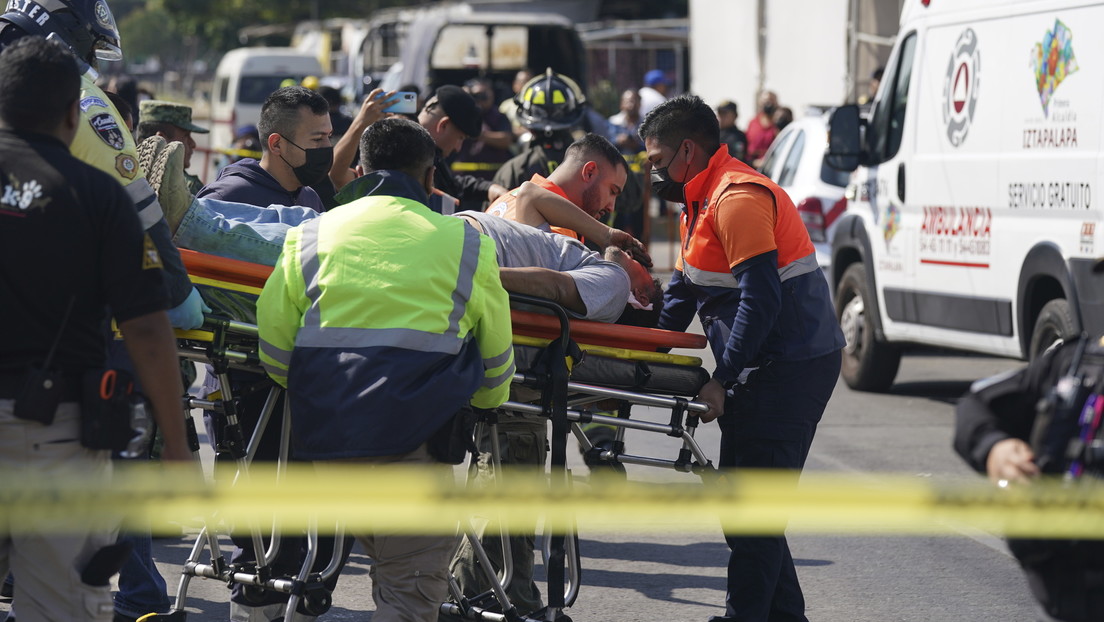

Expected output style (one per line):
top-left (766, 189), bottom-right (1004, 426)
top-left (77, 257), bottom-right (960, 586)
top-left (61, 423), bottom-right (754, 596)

top-left (117, 5), bottom-right (183, 62)
top-left (113, 0), bottom-right (689, 62)
top-left (152, 0), bottom-right (423, 55)
top-left (589, 79), bottom-right (620, 117)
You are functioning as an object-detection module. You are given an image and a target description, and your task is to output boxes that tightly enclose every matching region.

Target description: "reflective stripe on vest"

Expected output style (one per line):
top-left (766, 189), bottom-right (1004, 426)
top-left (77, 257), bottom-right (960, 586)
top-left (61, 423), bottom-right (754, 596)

top-left (127, 179), bottom-right (163, 230)
top-left (483, 345), bottom-right (513, 370)
top-left (295, 212), bottom-right (484, 354)
top-left (683, 251), bottom-right (819, 289)
top-left (259, 339), bottom-right (293, 367)
top-left (679, 147), bottom-right (816, 289)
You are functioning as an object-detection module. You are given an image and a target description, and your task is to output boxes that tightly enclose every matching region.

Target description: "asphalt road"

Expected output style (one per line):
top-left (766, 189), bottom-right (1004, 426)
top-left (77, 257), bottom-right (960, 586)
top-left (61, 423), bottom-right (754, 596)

top-left (0, 284), bottom-right (1047, 622)
top-left (1, 346), bottom-right (1046, 622)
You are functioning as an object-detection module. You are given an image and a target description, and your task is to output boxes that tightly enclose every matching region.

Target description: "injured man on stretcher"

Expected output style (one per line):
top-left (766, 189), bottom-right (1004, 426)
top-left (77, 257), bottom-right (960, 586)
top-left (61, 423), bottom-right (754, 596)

top-left (161, 128), bottom-right (668, 620)
top-left (152, 131), bottom-right (660, 323)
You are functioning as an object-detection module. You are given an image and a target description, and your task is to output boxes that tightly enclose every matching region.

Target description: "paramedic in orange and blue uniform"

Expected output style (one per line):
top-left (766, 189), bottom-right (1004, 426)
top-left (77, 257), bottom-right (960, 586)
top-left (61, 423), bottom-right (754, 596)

top-left (640, 94), bottom-right (844, 622)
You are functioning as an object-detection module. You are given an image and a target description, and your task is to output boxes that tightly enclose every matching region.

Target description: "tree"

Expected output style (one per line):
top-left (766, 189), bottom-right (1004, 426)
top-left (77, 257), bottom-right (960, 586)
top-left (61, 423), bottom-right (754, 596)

top-left (117, 5), bottom-right (185, 63)
top-left (156, 0), bottom-right (425, 55)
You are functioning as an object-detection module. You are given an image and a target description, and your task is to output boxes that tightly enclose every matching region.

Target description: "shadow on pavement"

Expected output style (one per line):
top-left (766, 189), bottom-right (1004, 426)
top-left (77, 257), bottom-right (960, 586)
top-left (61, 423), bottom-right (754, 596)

top-left (888, 380), bottom-right (974, 404)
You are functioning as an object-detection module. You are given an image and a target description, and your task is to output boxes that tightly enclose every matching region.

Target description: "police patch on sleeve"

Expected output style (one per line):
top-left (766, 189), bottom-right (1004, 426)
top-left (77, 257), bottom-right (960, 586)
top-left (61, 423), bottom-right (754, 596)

top-left (115, 154), bottom-right (138, 180)
top-left (142, 233), bottom-right (163, 270)
top-left (79, 96), bottom-right (109, 112)
top-left (89, 113), bottom-right (125, 150)
top-left (94, 0), bottom-right (115, 29)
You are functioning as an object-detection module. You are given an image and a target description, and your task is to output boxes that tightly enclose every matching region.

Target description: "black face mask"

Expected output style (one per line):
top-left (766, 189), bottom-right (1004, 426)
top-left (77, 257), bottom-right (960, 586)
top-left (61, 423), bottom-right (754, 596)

top-left (763, 103), bottom-right (778, 116)
top-left (651, 145), bottom-right (688, 204)
top-left (279, 136), bottom-right (334, 187)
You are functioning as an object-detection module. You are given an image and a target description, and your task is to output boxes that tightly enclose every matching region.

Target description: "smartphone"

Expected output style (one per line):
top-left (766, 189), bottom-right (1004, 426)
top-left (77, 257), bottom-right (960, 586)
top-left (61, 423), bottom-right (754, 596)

top-left (382, 91), bottom-right (418, 114)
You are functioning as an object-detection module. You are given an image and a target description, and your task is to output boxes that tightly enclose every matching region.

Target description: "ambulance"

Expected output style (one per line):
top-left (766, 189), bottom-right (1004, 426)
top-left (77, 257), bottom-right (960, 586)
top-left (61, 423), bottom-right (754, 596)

top-left (825, 0), bottom-right (1104, 390)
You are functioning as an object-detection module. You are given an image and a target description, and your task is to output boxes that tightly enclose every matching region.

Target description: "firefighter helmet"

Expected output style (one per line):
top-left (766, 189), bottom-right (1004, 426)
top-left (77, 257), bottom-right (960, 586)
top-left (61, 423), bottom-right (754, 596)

top-left (515, 68), bottom-right (586, 134)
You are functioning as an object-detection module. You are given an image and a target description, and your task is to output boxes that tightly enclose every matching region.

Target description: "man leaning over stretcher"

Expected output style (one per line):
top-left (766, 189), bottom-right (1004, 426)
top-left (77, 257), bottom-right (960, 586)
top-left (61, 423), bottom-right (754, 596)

top-left (143, 132), bottom-right (656, 322)
top-left (149, 129), bottom-right (658, 619)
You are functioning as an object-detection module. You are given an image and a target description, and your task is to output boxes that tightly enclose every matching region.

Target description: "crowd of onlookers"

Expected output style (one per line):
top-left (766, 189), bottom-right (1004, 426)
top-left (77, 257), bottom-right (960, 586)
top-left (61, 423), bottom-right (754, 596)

top-left (93, 66), bottom-right (799, 227)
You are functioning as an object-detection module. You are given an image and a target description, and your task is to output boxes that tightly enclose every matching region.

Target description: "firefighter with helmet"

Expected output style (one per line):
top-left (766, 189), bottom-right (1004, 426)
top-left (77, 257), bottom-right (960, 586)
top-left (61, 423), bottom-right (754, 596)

top-left (494, 68), bottom-right (644, 239)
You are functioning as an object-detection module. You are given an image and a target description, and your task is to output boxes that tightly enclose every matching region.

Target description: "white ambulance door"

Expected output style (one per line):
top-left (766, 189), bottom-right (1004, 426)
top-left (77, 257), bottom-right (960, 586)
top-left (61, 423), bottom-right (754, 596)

top-left (906, 19), bottom-right (1007, 353)
top-left (859, 30), bottom-right (919, 342)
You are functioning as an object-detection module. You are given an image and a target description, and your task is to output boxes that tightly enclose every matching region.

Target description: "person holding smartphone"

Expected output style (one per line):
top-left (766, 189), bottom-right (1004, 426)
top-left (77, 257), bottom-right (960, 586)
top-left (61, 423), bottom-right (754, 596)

top-left (330, 86), bottom-right (509, 213)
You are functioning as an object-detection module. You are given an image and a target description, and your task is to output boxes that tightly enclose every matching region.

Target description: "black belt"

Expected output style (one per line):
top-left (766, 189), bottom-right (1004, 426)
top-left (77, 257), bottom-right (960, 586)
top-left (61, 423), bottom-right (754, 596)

top-left (0, 371), bottom-right (83, 402)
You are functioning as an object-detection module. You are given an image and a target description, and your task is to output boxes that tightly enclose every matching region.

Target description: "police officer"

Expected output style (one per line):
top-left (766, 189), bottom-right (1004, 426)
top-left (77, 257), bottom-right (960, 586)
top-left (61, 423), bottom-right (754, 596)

top-left (256, 117), bottom-right (514, 622)
top-left (955, 333), bottom-right (1104, 622)
top-left (135, 100), bottom-right (209, 195)
top-left (0, 36), bottom-right (193, 622)
top-left (640, 95), bottom-right (845, 622)
top-left (0, 0), bottom-right (207, 330)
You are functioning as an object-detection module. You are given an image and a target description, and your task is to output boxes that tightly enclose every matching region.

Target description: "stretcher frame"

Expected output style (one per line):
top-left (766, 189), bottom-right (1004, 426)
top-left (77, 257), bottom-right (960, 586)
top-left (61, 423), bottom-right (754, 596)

top-left (174, 318), bottom-right (346, 618)
top-left (170, 251), bottom-right (717, 622)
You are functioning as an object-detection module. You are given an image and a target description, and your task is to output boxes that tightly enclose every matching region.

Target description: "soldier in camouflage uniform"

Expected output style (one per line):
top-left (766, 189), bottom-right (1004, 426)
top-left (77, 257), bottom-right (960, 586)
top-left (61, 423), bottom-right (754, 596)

top-left (136, 100), bottom-right (209, 195)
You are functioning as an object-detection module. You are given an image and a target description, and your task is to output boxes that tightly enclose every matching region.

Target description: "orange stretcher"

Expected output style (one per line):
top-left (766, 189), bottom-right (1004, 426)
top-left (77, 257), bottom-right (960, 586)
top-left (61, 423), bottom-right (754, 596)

top-left (181, 248), bottom-right (708, 354)
top-left (174, 249), bottom-right (715, 622)
top-left (510, 309), bottom-right (706, 351)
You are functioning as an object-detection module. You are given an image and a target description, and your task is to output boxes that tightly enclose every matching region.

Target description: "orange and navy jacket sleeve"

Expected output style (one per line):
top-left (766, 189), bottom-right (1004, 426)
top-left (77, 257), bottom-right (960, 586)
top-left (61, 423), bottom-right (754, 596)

top-left (713, 183), bottom-right (777, 271)
top-left (710, 183), bottom-right (783, 382)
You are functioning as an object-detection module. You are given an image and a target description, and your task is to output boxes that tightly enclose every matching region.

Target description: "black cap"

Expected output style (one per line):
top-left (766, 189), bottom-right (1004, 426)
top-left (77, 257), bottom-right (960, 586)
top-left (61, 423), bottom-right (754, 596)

top-left (434, 85), bottom-right (482, 138)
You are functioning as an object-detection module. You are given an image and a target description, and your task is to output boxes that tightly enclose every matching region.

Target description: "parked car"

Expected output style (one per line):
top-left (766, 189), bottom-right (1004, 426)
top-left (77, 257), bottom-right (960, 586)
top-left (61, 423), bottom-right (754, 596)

top-left (758, 112), bottom-right (850, 270)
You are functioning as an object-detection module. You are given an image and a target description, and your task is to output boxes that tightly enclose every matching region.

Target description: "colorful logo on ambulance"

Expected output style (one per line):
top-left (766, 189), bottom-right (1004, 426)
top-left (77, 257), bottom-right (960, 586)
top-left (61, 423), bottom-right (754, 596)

top-left (942, 28), bottom-right (980, 148)
top-left (883, 203), bottom-right (900, 249)
top-left (1031, 19), bottom-right (1078, 117)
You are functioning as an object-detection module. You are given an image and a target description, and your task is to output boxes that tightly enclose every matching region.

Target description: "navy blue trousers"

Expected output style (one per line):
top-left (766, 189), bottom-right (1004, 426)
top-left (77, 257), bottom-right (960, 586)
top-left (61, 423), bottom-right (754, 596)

top-left (711, 351), bottom-right (841, 622)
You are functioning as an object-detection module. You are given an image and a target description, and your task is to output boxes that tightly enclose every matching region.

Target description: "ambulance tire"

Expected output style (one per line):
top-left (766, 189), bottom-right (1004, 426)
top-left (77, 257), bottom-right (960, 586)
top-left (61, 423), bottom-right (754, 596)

top-left (836, 263), bottom-right (901, 392)
top-left (1028, 298), bottom-right (1076, 362)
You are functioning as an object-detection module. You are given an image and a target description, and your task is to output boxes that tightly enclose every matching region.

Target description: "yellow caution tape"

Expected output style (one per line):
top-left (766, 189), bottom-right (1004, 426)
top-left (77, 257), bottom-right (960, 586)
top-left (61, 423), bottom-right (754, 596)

top-left (217, 147), bottom-right (263, 159)
top-left (512, 334), bottom-right (703, 367)
top-left (2, 464), bottom-right (1104, 539)
top-left (451, 161), bottom-right (505, 172)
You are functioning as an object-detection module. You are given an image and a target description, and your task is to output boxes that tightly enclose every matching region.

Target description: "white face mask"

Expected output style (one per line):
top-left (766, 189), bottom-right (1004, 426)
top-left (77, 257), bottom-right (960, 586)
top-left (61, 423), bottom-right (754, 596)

top-left (627, 292), bottom-right (653, 311)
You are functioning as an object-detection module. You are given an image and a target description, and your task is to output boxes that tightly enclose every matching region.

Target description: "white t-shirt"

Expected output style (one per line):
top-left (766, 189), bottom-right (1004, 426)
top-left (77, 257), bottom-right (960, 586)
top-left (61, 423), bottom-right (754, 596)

top-left (638, 86), bottom-right (667, 118)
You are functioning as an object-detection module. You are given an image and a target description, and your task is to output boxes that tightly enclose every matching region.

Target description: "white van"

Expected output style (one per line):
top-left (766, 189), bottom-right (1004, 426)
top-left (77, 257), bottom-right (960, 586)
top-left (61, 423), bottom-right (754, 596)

top-left (825, 0), bottom-right (1104, 391)
top-left (208, 47), bottom-right (323, 168)
top-left (356, 4), bottom-right (585, 100)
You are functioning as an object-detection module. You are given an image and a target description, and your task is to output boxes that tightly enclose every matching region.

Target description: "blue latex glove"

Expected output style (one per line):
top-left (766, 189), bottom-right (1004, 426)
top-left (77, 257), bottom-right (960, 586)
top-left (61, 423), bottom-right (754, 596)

top-left (166, 287), bottom-right (211, 330)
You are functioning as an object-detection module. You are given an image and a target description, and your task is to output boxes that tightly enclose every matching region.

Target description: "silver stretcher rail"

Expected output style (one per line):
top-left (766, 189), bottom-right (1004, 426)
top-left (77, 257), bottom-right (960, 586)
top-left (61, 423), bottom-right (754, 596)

top-left (501, 400), bottom-right (714, 475)
top-left (513, 373), bottom-right (711, 412)
top-left (174, 318), bottom-right (344, 618)
top-left (172, 297), bottom-right (718, 621)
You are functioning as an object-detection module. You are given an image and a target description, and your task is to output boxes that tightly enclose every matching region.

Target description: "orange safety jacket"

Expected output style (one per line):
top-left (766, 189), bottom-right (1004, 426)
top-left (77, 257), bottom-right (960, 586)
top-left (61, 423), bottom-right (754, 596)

top-left (488, 174), bottom-right (583, 241)
top-left (661, 146), bottom-right (844, 376)
top-left (677, 147), bottom-right (817, 287)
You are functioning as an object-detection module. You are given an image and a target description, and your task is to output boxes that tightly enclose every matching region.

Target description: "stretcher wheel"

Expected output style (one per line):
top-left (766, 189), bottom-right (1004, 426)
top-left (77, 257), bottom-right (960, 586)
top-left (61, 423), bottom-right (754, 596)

top-left (583, 439), bottom-right (627, 477)
top-left (301, 587), bottom-right (333, 616)
top-left (241, 584), bottom-right (268, 605)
